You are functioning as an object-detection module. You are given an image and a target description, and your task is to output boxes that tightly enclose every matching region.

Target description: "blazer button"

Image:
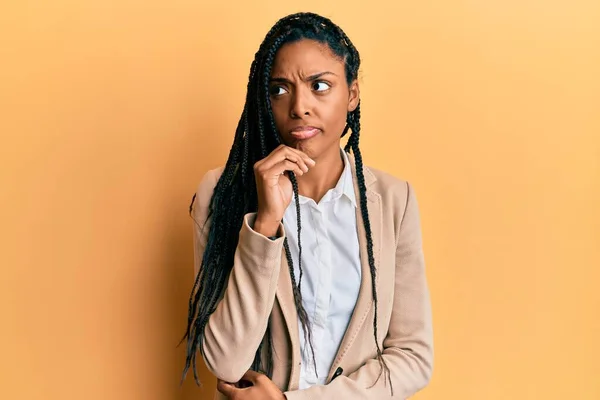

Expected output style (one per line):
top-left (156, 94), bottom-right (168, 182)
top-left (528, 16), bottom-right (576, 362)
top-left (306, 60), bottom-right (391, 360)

top-left (330, 367), bottom-right (343, 383)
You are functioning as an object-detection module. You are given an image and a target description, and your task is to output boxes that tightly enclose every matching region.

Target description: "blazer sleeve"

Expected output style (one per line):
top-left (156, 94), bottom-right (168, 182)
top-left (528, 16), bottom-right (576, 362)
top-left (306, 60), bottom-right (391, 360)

top-left (284, 182), bottom-right (433, 400)
top-left (191, 169), bottom-right (286, 383)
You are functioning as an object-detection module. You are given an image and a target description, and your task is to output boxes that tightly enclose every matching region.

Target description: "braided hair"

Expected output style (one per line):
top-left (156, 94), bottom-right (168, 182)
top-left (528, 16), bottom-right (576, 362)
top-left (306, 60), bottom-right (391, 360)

top-left (181, 12), bottom-right (392, 394)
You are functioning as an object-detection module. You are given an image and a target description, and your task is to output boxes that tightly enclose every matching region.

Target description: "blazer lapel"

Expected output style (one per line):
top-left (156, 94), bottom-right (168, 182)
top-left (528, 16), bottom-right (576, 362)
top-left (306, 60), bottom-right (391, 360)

top-left (275, 249), bottom-right (301, 389)
top-left (326, 152), bottom-right (381, 382)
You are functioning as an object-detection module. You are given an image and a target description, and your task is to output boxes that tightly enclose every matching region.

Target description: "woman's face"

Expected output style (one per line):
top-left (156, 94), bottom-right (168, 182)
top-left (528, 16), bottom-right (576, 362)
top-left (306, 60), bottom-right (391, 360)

top-left (269, 39), bottom-right (359, 160)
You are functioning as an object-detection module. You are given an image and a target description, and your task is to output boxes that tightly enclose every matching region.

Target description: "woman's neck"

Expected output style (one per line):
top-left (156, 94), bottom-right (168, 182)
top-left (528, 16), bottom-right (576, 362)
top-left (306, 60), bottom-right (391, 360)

top-left (296, 146), bottom-right (345, 203)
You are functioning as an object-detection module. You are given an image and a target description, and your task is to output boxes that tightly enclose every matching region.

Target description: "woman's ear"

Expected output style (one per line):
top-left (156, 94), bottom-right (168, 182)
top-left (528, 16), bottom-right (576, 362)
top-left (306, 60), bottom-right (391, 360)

top-left (347, 80), bottom-right (360, 112)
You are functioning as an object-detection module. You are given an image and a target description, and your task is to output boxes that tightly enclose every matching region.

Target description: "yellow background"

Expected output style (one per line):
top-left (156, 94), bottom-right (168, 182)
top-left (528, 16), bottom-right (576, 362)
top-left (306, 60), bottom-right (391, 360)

top-left (1, 1), bottom-right (599, 399)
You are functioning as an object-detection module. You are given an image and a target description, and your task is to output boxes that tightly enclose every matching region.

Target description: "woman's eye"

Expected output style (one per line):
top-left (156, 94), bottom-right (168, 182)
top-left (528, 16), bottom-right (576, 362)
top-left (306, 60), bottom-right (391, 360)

top-left (270, 86), bottom-right (288, 96)
top-left (313, 81), bottom-right (331, 92)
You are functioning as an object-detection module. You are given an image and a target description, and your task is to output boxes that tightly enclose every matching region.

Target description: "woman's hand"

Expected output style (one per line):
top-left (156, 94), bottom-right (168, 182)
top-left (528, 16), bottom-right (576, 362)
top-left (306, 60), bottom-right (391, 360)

top-left (217, 370), bottom-right (286, 400)
top-left (253, 145), bottom-right (315, 237)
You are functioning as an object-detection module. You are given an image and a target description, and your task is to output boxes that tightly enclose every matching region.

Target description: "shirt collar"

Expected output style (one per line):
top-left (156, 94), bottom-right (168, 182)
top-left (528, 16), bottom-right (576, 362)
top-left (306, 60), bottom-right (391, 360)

top-left (293, 148), bottom-right (357, 208)
top-left (336, 148), bottom-right (357, 208)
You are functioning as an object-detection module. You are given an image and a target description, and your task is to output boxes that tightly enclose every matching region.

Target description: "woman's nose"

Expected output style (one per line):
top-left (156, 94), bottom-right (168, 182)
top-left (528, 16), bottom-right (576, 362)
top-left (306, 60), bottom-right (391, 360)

top-left (290, 86), bottom-right (312, 118)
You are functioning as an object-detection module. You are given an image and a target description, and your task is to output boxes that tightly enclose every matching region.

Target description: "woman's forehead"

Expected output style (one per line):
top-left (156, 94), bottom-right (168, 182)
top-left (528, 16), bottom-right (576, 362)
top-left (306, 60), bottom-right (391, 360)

top-left (271, 39), bottom-right (345, 77)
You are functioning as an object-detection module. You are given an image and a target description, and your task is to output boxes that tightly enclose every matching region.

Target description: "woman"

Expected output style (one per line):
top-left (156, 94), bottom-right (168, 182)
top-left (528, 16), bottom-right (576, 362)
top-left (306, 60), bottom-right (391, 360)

top-left (182, 12), bottom-right (433, 399)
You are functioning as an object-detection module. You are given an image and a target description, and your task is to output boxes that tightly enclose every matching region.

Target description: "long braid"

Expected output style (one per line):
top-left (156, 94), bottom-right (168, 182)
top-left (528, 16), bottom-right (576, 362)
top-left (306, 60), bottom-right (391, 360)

top-left (182, 111), bottom-right (246, 381)
top-left (347, 103), bottom-right (393, 394)
top-left (333, 27), bottom-right (394, 391)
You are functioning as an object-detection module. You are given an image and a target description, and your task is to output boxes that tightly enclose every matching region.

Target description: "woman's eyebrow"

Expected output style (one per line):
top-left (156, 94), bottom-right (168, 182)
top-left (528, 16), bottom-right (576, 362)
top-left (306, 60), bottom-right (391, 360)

top-left (270, 71), bottom-right (337, 83)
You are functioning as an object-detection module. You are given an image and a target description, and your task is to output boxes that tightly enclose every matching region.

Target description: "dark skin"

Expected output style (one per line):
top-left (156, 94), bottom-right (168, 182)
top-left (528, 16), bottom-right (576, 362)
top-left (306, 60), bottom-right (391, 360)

top-left (217, 370), bottom-right (285, 400)
top-left (218, 39), bottom-right (359, 399)
top-left (253, 38), bottom-right (360, 237)
top-left (270, 39), bottom-right (360, 201)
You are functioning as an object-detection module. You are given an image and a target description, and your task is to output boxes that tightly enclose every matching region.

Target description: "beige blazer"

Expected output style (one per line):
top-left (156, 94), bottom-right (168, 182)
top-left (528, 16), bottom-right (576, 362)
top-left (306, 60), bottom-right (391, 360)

top-left (192, 153), bottom-right (433, 399)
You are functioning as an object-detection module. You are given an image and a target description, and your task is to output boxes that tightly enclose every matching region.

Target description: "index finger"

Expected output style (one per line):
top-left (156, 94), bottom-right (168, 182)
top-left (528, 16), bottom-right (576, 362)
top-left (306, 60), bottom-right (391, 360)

top-left (282, 146), bottom-right (316, 165)
top-left (241, 369), bottom-right (268, 385)
top-left (259, 145), bottom-right (315, 170)
top-left (217, 379), bottom-right (237, 397)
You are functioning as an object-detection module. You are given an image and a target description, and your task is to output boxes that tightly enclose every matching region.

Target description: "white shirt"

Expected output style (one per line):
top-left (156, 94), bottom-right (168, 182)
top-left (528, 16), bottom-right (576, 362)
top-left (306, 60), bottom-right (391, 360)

top-left (282, 149), bottom-right (362, 389)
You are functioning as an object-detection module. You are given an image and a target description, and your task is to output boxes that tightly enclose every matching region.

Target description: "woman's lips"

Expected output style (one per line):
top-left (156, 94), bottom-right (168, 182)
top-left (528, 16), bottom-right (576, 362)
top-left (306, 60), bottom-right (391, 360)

top-left (289, 127), bottom-right (321, 140)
